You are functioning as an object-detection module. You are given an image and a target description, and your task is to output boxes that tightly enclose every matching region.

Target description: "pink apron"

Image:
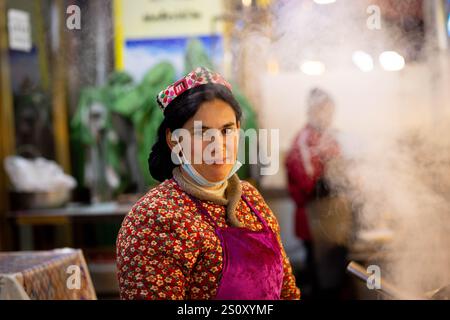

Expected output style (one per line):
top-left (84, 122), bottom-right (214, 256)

top-left (188, 194), bottom-right (284, 300)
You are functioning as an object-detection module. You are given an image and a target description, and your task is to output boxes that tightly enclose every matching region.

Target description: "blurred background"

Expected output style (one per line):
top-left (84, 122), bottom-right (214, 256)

top-left (0, 0), bottom-right (449, 300)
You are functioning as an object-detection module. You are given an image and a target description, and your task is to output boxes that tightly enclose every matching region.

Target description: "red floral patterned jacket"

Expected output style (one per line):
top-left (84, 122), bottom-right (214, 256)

top-left (116, 178), bottom-right (301, 300)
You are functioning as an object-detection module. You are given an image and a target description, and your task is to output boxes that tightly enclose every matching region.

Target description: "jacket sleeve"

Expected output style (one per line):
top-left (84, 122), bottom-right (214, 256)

top-left (116, 202), bottom-right (201, 300)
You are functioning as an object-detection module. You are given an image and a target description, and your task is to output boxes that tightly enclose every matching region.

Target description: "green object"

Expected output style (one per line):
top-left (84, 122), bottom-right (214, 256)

top-left (184, 38), bottom-right (215, 73)
top-left (232, 87), bottom-right (258, 180)
top-left (110, 62), bottom-right (175, 187)
top-left (71, 63), bottom-right (176, 194)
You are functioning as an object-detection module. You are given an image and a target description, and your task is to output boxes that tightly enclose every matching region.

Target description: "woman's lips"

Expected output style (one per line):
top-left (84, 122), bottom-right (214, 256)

top-left (209, 158), bottom-right (234, 165)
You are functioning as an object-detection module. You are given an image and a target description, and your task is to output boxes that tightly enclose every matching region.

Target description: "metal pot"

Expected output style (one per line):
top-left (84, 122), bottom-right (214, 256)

top-left (9, 189), bottom-right (71, 210)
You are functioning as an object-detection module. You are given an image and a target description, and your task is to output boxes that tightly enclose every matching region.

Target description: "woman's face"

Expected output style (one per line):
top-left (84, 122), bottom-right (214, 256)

top-left (168, 98), bottom-right (240, 184)
top-left (308, 101), bottom-right (334, 131)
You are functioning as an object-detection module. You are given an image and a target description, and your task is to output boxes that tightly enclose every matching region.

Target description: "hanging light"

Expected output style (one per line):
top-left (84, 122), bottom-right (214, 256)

top-left (352, 51), bottom-right (374, 72)
top-left (300, 60), bottom-right (326, 76)
top-left (242, 0), bottom-right (252, 7)
top-left (379, 51), bottom-right (405, 71)
top-left (313, 0), bottom-right (337, 4)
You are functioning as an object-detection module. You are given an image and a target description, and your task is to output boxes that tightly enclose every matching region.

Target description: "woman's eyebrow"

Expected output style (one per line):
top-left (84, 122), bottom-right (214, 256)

top-left (190, 122), bottom-right (236, 131)
top-left (221, 122), bottom-right (236, 128)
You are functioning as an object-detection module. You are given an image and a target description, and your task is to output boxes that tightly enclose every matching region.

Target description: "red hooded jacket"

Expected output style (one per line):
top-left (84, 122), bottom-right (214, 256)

top-left (285, 124), bottom-right (340, 241)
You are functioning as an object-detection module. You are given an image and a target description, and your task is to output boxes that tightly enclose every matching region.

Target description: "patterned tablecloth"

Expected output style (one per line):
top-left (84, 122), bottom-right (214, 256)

top-left (0, 248), bottom-right (97, 300)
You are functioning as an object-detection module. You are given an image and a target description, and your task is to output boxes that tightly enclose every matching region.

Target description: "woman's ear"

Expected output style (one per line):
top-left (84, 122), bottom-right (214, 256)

top-left (237, 120), bottom-right (241, 129)
top-left (166, 128), bottom-right (176, 151)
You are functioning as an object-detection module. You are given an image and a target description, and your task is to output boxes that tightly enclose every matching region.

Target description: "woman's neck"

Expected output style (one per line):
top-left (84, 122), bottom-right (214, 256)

top-left (180, 166), bottom-right (226, 191)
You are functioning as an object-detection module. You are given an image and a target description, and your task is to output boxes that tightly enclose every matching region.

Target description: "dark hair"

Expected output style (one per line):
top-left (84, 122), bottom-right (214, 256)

top-left (148, 84), bottom-right (243, 182)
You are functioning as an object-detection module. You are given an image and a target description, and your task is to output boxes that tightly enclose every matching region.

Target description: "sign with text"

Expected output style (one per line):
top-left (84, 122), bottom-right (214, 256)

top-left (114, 0), bottom-right (225, 77)
top-left (7, 9), bottom-right (32, 52)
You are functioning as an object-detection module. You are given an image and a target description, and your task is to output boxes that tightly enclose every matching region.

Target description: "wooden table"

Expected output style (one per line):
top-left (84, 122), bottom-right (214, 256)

top-left (6, 202), bottom-right (132, 250)
top-left (6, 202), bottom-right (134, 297)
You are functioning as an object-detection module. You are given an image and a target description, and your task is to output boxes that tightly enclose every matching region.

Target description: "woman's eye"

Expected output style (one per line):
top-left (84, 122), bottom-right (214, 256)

top-left (223, 128), bottom-right (235, 135)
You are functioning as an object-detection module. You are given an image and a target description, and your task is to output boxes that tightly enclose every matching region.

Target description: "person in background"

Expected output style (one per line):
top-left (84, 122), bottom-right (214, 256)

top-left (285, 88), bottom-right (340, 298)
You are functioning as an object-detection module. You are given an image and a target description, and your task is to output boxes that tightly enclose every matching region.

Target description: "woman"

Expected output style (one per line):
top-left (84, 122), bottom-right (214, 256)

top-left (116, 67), bottom-right (300, 300)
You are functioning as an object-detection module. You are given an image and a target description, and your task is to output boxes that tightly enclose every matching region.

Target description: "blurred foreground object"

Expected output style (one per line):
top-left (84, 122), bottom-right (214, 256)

top-left (346, 261), bottom-right (450, 300)
top-left (4, 156), bottom-right (77, 210)
top-left (0, 248), bottom-right (96, 300)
